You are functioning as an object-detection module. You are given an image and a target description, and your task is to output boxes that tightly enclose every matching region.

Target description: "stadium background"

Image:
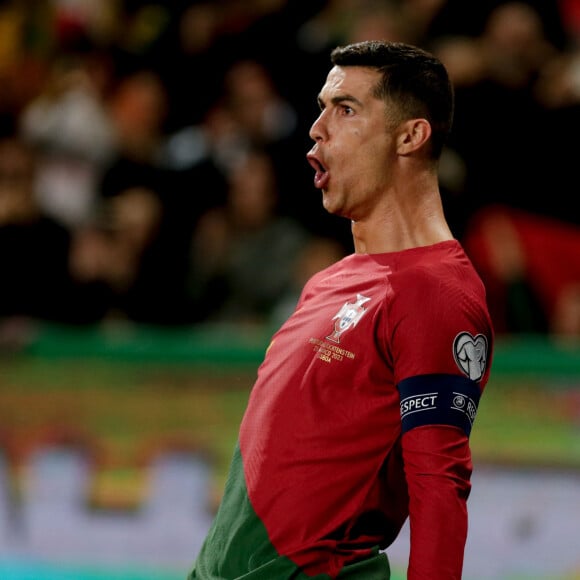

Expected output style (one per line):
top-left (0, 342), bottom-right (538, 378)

top-left (0, 1), bottom-right (579, 579)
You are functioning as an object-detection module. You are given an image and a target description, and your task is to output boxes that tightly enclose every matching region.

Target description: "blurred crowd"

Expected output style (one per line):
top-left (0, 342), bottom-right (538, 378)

top-left (0, 0), bottom-right (579, 339)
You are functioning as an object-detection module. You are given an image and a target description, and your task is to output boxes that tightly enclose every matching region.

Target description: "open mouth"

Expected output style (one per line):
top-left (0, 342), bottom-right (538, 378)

top-left (307, 154), bottom-right (329, 190)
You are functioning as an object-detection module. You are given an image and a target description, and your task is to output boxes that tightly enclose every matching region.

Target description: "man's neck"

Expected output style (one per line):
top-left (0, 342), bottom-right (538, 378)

top-left (350, 189), bottom-right (453, 254)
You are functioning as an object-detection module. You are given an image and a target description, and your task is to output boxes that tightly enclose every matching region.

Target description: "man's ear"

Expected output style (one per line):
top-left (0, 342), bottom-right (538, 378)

top-left (396, 119), bottom-right (432, 155)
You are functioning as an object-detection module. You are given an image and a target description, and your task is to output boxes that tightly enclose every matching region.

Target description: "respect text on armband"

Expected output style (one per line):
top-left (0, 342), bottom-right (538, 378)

top-left (400, 393), bottom-right (438, 418)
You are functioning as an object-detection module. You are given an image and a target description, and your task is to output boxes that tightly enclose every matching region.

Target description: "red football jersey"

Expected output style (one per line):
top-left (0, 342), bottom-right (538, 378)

top-left (191, 240), bottom-right (493, 580)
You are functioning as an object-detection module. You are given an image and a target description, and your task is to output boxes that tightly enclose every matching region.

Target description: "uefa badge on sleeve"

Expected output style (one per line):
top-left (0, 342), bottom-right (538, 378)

top-left (453, 332), bottom-right (488, 381)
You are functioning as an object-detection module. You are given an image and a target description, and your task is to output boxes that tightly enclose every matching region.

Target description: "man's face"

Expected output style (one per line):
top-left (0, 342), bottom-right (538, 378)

top-left (307, 65), bottom-right (397, 221)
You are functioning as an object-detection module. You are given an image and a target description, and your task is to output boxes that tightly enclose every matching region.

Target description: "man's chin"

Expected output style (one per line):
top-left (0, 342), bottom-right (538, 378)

top-left (322, 194), bottom-right (348, 219)
top-left (321, 191), bottom-right (334, 213)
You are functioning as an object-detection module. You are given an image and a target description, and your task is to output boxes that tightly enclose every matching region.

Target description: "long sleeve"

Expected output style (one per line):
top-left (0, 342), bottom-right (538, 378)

top-left (402, 424), bottom-right (473, 579)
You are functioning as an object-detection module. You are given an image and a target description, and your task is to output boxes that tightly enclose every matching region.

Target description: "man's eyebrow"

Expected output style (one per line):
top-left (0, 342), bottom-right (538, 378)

top-left (317, 93), bottom-right (363, 110)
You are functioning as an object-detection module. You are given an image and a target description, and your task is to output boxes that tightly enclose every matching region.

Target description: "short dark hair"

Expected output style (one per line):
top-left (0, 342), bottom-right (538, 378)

top-left (330, 40), bottom-right (454, 159)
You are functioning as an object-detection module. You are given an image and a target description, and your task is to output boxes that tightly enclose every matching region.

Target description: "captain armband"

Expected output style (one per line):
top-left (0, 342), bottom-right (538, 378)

top-left (397, 374), bottom-right (481, 436)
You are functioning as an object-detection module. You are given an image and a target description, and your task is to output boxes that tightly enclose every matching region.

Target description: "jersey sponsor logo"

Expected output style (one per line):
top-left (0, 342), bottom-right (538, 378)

top-left (326, 294), bottom-right (371, 344)
top-left (453, 332), bottom-right (488, 381)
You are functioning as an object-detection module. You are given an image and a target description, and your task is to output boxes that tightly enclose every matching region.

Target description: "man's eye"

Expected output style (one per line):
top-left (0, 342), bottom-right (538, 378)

top-left (341, 105), bottom-right (354, 115)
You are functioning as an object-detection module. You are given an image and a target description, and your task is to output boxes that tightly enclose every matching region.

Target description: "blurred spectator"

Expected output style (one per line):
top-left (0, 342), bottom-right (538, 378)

top-left (187, 148), bottom-right (311, 325)
top-left (530, 53), bottom-right (580, 227)
top-left (431, 3), bottom-right (580, 336)
top-left (155, 103), bottom-right (236, 310)
top-left (101, 68), bottom-right (167, 196)
top-left (159, 57), bottom-right (305, 285)
top-left (154, 0), bottom-right (231, 131)
top-left (463, 206), bottom-right (580, 336)
top-left (65, 185), bottom-right (173, 325)
top-left (19, 50), bottom-right (116, 229)
top-left (480, 2), bottom-right (558, 89)
top-left (160, 57), bottom-right (299, 177)
top-left (534, 50), bottom-right (580, 109)
top-left (433, 2), bottom-right (560, 221)
top-left (346, 2), bottom-right (409, 44)
top-left (0, 137), bottom-right (71, 324)
top-left (159, 56), bottom-right (299, 184)
top-left (159, 100), bottom-right (243, 179)
top-left (221, 59), bottom-right (298, 150)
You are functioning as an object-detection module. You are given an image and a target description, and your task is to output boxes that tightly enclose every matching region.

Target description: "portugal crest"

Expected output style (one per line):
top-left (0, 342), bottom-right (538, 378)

top-left (326, 294), bottom-right (371, 343)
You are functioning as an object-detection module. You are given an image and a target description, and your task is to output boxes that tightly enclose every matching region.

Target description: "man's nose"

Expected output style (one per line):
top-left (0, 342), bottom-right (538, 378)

top-left (309, 113), bottom-right (326, 142)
